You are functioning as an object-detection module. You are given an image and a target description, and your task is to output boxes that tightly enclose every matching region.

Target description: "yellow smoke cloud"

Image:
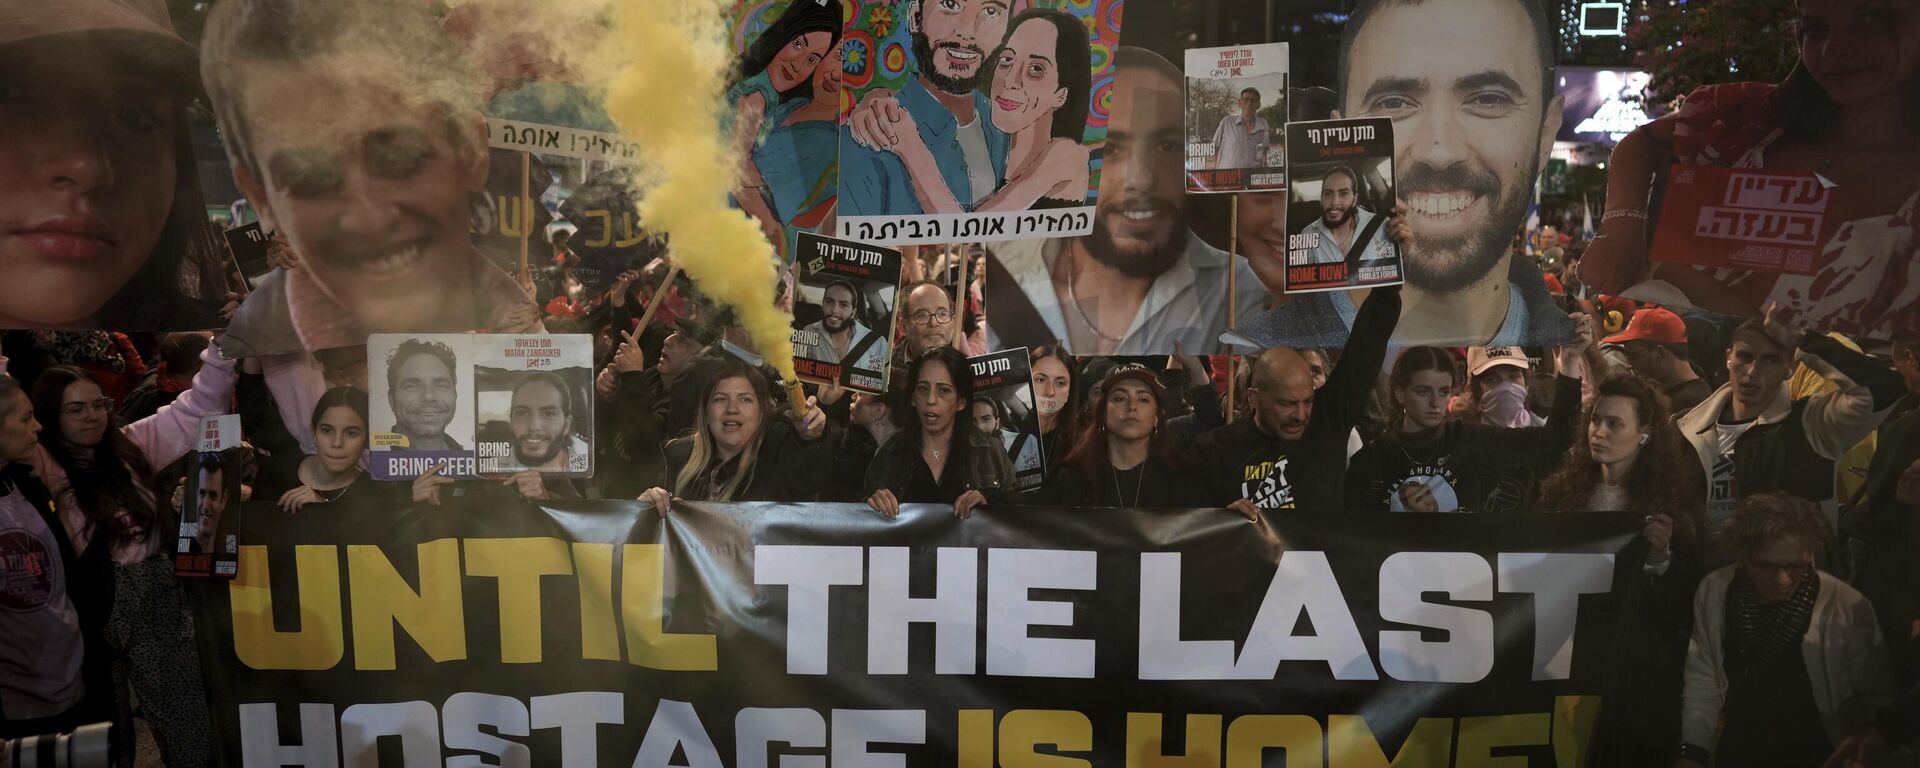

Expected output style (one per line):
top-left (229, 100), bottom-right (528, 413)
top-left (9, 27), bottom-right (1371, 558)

top-left (603, 0), bottom-right (796, 384)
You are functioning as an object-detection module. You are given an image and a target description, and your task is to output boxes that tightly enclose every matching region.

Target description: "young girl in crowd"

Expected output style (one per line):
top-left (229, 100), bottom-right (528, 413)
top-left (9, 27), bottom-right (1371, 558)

top-left (640, 358), bottom-right (827, 513)
top-left (1679, 493), bottom-right (1893, 768)
top-left (1347, 329), bottom-right (1588, 513)
top-left (279, 387), bottom-right (380, 511)
top-left (0, 375), bottom-right (99, 740)
top-left (865, 348), bottom-right (1018, 518)
top-left (1029, 345), bottom-right (1081, 479)
top-left (24, 347), bottom-right (233, 764)
top-left (1049, 365), bottom-right (1198, 507)
top-left (1539, 374), bottom-right (1708, 766)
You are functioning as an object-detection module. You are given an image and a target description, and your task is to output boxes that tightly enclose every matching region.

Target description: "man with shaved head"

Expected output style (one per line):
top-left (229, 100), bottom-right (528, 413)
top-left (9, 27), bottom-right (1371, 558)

top-left (1190, 287), bottom-right (1401, 515)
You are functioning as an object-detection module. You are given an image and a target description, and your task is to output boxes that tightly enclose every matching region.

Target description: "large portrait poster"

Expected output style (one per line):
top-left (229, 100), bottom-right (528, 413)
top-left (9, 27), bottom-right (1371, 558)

top-left (1157, 0), bottom-right (1576, 349)
top-left (1282, 117), bottom-right (1404, 293)
top-left (1184, 43), bottom-right (1289, 194)
top-left (790, 233), bottom-right (902, 393)
top-left (726, 0), bottom-right (849, 262)
top-left (836, 0), bottom-right (1125, 245)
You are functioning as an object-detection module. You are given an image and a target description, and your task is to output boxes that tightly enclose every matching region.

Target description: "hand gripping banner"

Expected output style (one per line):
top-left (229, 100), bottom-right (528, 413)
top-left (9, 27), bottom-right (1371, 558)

top-left (191, 500), bottom-right (1644, 766)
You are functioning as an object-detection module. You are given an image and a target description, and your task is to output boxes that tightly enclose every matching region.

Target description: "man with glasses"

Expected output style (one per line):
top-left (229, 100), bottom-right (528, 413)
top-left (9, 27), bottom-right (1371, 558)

top-left (900, 281), bottom-right (958, 362)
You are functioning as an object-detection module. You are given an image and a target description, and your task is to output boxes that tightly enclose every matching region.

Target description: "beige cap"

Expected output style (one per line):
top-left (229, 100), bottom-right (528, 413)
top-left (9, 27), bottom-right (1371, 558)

top-left (4, 0), bottom-right (196, 81)
top-left (1467, 346), bottom-right (1531, 377)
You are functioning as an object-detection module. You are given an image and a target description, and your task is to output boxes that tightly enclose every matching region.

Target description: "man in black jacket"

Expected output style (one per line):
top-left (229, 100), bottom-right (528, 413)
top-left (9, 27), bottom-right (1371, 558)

top-left (1676, 305), bottom-right (1906, 565)
top-left (1189, 287), bottom-right (1401, 516)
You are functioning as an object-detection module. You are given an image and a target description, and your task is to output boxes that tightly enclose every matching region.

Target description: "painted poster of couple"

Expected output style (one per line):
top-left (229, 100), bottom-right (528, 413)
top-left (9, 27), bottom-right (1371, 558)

top-left (837, 0), bottom-right (1124, 245)
top-left (726, 0), bottom-right (848, 262)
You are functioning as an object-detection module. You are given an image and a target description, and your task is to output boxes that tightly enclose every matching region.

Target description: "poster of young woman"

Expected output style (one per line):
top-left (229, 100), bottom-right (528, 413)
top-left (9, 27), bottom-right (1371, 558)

top-left (1580, 70), bottom-right (1920, 340)
top-left (836, 0), bottom-right (1125, 245)
top-left (3, 3), bottom-right (231, 332)
top-left (726, 0), bottom-right (848, 261)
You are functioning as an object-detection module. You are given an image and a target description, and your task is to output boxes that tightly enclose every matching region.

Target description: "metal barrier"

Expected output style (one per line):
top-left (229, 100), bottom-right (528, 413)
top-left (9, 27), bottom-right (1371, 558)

top-left (1, 722), bottom-right (110, 768)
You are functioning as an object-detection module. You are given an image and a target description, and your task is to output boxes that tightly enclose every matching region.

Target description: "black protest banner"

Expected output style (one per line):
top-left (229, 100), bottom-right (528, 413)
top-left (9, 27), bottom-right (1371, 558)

top-left (192, 500), bottom-right (1640, 766)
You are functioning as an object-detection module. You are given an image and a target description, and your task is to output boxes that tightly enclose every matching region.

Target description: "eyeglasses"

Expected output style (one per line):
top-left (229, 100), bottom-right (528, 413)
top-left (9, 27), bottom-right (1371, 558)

top-left (61, 398), bottom-right (114, 417)
top-left (909, 308), bottom-right (954, 326)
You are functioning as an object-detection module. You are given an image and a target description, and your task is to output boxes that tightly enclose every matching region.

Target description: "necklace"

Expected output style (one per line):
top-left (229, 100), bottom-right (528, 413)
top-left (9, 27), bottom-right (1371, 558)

top-left (1065, 261), bottom-right (1126, 345)
top-left (1112, 461), bottom-right (1146, 508)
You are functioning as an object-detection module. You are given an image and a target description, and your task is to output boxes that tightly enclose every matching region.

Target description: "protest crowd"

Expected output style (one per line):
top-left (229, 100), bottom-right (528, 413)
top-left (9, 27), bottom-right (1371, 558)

top-left (4, 0), bottom-right (1919, 765)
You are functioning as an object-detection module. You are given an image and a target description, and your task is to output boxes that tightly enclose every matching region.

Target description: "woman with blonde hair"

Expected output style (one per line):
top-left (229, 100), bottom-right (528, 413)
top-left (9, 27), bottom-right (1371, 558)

top-left (639, 358), bottom-right (827, 513)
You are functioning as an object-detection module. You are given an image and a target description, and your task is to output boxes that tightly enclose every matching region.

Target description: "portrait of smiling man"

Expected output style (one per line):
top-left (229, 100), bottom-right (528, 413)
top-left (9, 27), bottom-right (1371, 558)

top-left (986, 47), bottom-right (1266, 355)
top-left (201, 0), bottom-right (542, 359)
top-left (508, 371), bottom-right (589, 473)
top-left (386, 338), bottom-right (462, 452)
top-left (840, 0), bottom-right (1012, 216)
top-left (1235, 0), bottom-right (1574, 349)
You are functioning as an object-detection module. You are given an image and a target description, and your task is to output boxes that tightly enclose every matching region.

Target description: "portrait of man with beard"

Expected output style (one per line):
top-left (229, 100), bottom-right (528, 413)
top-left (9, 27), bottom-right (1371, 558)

top-left (984, 47), bottom-right (1267, 355)
top-left (505, 371), bottom-right (589, 474)
top-left (1294, 165), bottom-right (1396, 266)
top-left (794, 280), bottom-right (890, 385)
top-left (839, 0), bottom-right (1012, 216)
top-left (1233, 0), bottom-right (1576, 349)
top-left (384, 338), bottom-right (463, 451)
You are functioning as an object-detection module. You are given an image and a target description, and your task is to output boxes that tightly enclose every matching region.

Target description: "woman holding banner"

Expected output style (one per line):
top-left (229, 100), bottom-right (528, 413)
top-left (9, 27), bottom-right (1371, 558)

top-left (639, 358), bottom-right (828, 513)
top-left (865, 348), bottom-right (1017, 518)
top-left (1539, 374), bottom-right (1707, 766)
top-left (1049, 364), bottom-right (1207, 508)
top-left (878, 9), bottom-right (1093, 213)
top-left (0, 1), bottom-right (227, 331)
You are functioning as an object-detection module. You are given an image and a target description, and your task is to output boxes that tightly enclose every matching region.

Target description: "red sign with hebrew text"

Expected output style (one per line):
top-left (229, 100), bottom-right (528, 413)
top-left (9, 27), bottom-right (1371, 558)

top-left (1649, 165), bottom-right (1839, 275)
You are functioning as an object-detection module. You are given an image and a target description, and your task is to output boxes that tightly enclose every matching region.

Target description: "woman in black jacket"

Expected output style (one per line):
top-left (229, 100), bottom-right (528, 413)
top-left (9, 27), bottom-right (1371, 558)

top-left (1048, 364), bottom-right (1203, 508)
top-left (865, 348), bottom-right (1017, 518)
top-left (639, 358), bottom-right (828, 512)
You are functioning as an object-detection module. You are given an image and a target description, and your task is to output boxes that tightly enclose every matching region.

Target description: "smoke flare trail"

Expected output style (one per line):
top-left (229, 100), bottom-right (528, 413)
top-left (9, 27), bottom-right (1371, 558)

top-left (604, 0), bottom-right (796, 384)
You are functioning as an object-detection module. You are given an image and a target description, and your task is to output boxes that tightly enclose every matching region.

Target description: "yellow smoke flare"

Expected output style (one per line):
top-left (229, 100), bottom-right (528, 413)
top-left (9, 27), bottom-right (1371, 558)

top-left (604, 0), bottom-right (796, 384)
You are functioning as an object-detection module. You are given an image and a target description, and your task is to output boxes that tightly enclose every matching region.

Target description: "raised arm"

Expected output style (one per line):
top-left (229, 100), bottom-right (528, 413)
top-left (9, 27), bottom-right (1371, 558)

top-left (124, 344), bottom-right (240, 469)
top-left (1321, 286), bottom-right (1403, 432)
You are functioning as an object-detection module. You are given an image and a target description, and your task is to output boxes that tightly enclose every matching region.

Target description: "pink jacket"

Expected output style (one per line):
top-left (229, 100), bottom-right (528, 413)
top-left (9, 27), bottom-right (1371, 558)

top-left (24, 346), bottom-right (240, 564)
